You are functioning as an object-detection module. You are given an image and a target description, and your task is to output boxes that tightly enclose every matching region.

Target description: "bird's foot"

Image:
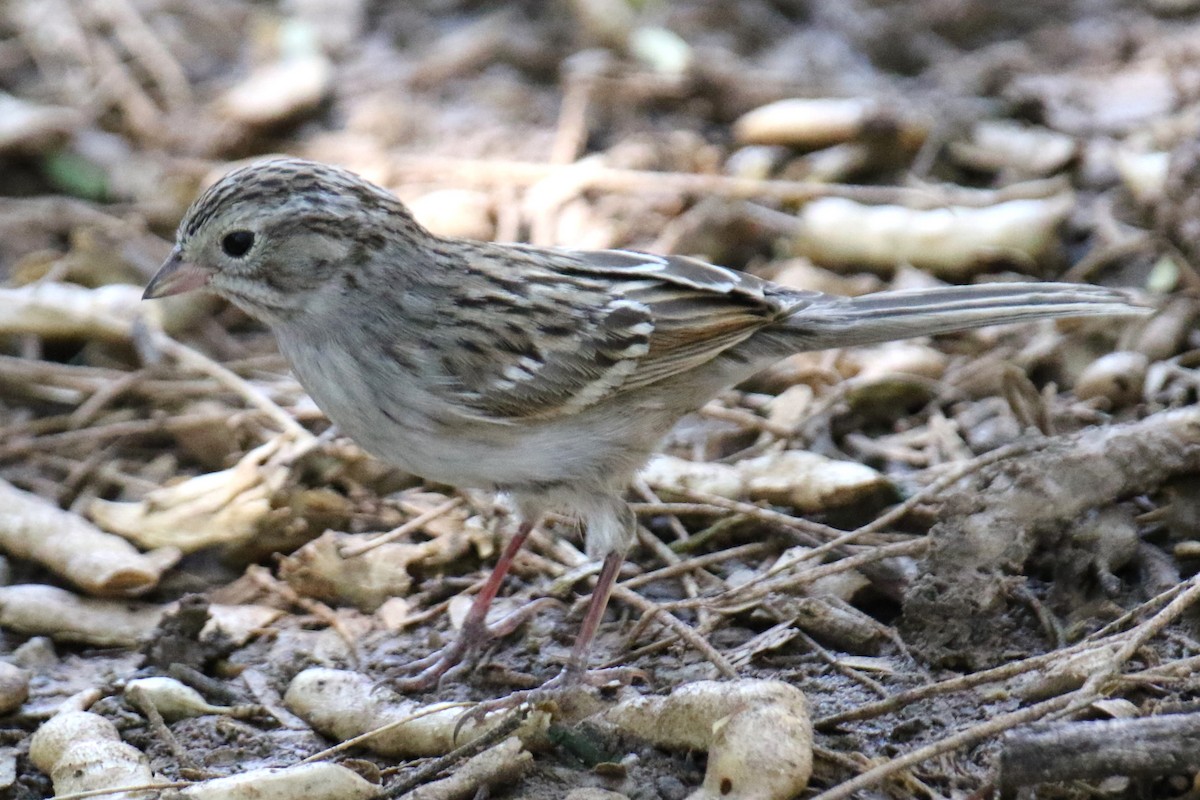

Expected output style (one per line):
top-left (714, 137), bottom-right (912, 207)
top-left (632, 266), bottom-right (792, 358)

top-left (452, 662), bottom-right (649, 739)
top-left (388, 598), bottom-right (560, 692)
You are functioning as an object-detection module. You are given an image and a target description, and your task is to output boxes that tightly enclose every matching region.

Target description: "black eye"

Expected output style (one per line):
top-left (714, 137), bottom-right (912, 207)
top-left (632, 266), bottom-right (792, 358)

top-left (221, 230), bottom-right (255, 258)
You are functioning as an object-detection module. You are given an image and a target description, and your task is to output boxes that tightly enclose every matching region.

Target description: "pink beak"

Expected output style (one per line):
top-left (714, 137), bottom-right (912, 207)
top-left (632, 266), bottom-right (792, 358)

top-left (143, 251), bottom-right (213, 299)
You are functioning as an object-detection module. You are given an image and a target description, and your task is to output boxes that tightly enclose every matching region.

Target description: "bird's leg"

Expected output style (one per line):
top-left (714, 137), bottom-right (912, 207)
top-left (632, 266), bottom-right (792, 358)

top-left (393, 520), bottom-right (551, 691)
top-left (563, 549), bottom-right (626, 678)
top-left (452, 550), bottom-right (647, 732)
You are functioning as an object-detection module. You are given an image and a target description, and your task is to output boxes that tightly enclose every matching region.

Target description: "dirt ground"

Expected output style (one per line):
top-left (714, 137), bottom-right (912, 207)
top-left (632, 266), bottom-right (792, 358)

top-left (2, 1), bottom-right (1200, 798)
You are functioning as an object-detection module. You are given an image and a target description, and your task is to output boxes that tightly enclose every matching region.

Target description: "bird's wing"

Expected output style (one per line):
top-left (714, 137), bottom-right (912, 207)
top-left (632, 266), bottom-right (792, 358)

top-left (434, 246), bottom-right (818, 421)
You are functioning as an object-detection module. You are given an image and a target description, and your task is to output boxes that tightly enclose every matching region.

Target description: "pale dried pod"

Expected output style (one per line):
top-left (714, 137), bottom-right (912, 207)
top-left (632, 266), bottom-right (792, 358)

top-left (764, 384), bottom-right (814, 432)
top-left (734, 98), bottom-right (914, 150)
top-left (279, 528), bottom-right (472, 612)
top-left (600, 680), bottom-right (812, 800)
top-left (393, 736), bottom-right (533, 800)
top-left (0, 584), bottom-right (165, 647)
top-left (125, 677), bottom-right (238, 722)
top-left (769, 258), bottom-right (882, 296)
top-left (284, 667), bottom-right (549, 758)
top-left (848, 342), bottom-right (949, 382)
top-left (737, 451), bottom-right (892, 513)
top-left (0, 747), bottom-right (15, 793)
top-left (0, 92), bottom-right (82, 154)
top-left (1073, 351), bottom-right (1149, 406)
top-left (216, 55), bottom-right (333, 127)
top-left (724, 146), bottom-right (790, 180)
top-left (1017, 644), bottom-right (1120, 701)
top-left (170, 762), bottom-right (380, 800)
top-left (641, 455), bottom-right (743, 500)
top-left (795, 195), bottom-right (1073, 277)
top-left (0, 662), bottom-right (29, 716)
top-left (1114, 148), bottom-right (1169, 205)
top-left (771, 547), bottom-right (869, 601)
top-left (31, 711), bottom-right (154, 799)
top-left (1126, 297), bottom-right (1198, 361)
top-left (408, 189), bottom-right (496, 241)
top-left (0, 282), bottom-right (164, 341)
top-left (30, 711), bottom-right (119, 771)
top-left (950, 121), bottom-right (1077, 176)
top-left (49, 739), bottom-right (155, 799)
top-left (0, 479), bottom-right (179, 597)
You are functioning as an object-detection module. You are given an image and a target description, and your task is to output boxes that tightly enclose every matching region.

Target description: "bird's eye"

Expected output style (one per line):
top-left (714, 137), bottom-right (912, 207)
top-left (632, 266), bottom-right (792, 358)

top-left (221, 230), bottom-right (255, 258)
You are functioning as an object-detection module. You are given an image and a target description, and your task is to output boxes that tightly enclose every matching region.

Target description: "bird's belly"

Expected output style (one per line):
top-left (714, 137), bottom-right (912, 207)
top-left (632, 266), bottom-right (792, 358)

top-left (285, 353), bottom-right (614, 490)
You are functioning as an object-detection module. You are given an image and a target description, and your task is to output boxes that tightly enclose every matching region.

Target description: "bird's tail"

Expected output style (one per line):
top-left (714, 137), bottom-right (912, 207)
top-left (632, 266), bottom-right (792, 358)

top-left (783, 282), bottom-right (1150, 350)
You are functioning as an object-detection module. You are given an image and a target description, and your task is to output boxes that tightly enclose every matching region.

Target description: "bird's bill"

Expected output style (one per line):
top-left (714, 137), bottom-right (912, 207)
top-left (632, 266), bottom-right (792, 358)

top-left (143, 251), bottom-right (213, 299)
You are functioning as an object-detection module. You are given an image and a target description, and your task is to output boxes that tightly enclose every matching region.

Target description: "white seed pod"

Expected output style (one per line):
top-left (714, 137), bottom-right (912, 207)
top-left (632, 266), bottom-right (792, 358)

top-left (0, 479), bottom-right (178, 597)
top-left (737, 451), bottom-right (891, 512)
top-left (408, 189), bottom-right (495, 241)
top-left (0, 584), bottom-right (164, 647)
top-left (849, 342), bottom-right (949, 382)
top-left (31, 711), bottom-right (154, 798)
top-left (125, 678), bottom-right (231, 722)
top-left (216, 55), bottom-right (332, 127)
top-left (1073, 351), bottom-right (1149, 406)
top-left (734, 98), bottom-right (876, 149)
top-left (1114, 148), bottom-right (1169, 205)
top-left (0, 282), bottom-right (162, 341)
top-left (30, 711), bottom-right (121, 772)
top-left (795, 195), bottom-right (1073, 277)
top-left (49, 740), bottom-right (154, 798)
top-left (0, 662), bottom-right (29, 716)
top-left (173, 762), bottom-right (379, 800)
top-left (600, 680), bottom-right (812, 800)
top-left (284, 668), bottom-right (549, 758)
top-left (641, 455), bottom-right (743, 500)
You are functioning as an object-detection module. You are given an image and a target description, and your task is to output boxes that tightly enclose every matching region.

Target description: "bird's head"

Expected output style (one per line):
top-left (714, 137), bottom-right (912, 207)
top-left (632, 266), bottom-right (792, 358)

top-left (144, 157), bottom-right (423, 323)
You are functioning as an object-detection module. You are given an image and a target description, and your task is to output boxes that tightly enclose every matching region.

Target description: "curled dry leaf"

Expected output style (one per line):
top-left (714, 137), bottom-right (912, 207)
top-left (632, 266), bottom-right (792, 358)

top-left (643, 452), bottom-right (892, 513)
top-left (284, 667), bottom-right (550, 758)
top-left (0, 584), bottom-right (165, 647)
top-left (795, 195), bottom-right (1073, 277)
top-left (90, 436), bottom-right (293, 553)
top-left (30, 710), bottom-right (154, 799)
top-left (600, 680), bottom-right (812, 800)
top-left (0, 479), bottom-right (179, 597)
top-left (0, 281), bottom-right (163, 341)
top-left (202, 603), bottom-right (284, 647)
top-left (279, 523), bottom-right (476, 612)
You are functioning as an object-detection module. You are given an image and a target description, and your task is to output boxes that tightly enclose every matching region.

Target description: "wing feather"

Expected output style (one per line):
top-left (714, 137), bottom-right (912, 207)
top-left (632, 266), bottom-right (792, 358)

top-left (431, 246), bottom-right (815, 420)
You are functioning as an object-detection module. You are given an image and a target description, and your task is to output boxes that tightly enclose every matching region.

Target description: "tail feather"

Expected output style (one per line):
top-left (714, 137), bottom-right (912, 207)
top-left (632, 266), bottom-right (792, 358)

top-left (784, 282), bottom-right (1149, 350)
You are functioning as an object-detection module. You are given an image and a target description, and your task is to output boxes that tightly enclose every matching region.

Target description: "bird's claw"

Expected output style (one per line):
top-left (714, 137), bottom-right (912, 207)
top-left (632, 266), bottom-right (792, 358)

top-left (387, 597), bottom-right (562, 692)
top-left (451, 663), bottom-right (649, 742)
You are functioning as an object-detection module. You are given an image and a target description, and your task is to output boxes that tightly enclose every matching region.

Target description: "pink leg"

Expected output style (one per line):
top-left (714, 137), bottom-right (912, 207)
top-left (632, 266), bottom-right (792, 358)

top-left (453, 550), bottom-right (645, 730)
top-left (393, 521), bottom-right (543, 691)
top-left (568, 550), bottom-right (623, 671)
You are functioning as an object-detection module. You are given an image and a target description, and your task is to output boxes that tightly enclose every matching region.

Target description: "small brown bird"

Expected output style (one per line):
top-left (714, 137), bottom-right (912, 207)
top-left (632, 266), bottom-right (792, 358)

top-left (145, 157), bottom-right (1146, 693)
